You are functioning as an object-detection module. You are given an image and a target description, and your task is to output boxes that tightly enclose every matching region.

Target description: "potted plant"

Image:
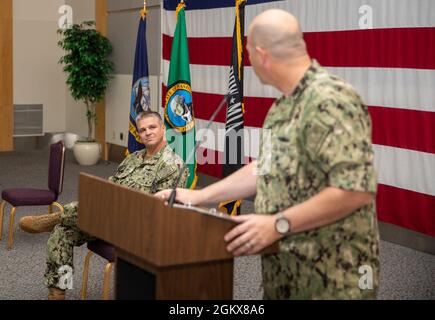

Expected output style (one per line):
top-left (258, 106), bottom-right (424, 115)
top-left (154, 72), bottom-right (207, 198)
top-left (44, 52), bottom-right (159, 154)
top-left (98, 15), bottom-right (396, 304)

top-left (57, 21), bottom-right (113, 165)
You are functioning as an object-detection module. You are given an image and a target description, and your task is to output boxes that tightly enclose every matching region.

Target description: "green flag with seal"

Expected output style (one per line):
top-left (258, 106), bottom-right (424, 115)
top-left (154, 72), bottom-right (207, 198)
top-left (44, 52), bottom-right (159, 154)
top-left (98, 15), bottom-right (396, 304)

top-left (164, 1), bottom-right (197, 188)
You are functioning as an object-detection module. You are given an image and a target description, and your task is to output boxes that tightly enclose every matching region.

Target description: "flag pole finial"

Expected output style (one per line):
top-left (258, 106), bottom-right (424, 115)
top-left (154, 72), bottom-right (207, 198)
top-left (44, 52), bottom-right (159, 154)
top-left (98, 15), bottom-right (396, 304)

top-left (140, 0), bottom-right (147, 20)
top-left (176, 0), bottom-right (186, 18)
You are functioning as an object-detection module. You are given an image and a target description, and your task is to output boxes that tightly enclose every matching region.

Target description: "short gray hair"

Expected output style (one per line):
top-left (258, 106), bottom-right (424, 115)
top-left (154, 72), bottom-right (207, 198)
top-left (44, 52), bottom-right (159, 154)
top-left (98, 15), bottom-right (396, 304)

top-left (135, 111), bottom-right (163, 126)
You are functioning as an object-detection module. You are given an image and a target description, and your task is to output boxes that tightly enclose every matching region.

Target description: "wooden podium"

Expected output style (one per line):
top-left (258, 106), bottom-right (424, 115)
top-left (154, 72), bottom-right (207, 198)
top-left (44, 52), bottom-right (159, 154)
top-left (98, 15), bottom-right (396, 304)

top-left (77, 173), bottom-right (277, 300)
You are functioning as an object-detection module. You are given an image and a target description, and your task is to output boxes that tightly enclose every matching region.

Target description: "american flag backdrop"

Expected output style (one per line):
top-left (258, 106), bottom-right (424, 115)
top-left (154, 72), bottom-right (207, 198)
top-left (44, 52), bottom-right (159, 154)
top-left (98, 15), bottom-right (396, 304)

top-left (162, 0), bottom-right (435, 237)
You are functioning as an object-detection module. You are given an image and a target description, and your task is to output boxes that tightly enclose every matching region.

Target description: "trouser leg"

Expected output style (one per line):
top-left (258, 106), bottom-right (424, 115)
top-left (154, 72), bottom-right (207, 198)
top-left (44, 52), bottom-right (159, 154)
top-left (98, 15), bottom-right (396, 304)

top-left (43, 201), bottom-right (95, 289)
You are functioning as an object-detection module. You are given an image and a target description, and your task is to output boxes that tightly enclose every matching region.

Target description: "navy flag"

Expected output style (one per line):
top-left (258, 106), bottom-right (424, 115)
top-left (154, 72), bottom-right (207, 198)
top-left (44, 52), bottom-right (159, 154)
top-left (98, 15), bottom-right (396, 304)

top-left (218, 0), bottom-right (246, 216)
top-left (128, 8), bottom-right (151, 154)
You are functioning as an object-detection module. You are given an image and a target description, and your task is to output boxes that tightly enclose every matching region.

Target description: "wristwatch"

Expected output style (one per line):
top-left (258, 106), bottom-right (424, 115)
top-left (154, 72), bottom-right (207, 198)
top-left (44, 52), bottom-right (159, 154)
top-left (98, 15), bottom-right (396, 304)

top-left (274, 212), bottom-right (292, 235)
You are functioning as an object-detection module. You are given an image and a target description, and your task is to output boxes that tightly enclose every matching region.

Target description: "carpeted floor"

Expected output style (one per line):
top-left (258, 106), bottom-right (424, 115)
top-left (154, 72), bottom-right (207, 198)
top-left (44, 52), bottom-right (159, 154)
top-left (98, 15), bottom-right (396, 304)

top-left (0, 149), bottom-right (433, 300)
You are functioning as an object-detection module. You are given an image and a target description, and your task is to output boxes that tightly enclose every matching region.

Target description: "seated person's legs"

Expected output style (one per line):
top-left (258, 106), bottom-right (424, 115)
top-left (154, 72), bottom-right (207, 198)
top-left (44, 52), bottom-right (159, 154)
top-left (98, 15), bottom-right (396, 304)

top-left (43, 201), bottom-right (95, 299)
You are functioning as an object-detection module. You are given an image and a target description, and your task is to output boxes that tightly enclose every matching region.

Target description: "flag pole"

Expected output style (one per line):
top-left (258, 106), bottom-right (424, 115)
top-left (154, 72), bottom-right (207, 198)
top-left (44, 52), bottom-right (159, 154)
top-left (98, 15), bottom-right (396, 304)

top-left (141, 0), bottom-right (147, 19)
top-left (217, 0), bottom-right (247, 215)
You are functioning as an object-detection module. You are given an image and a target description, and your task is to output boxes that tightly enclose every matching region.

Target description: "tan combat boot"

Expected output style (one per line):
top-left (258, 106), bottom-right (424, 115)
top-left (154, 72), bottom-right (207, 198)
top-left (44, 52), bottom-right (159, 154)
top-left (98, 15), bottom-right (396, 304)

top-left (48, 287), bottom-right (65, 300)
top-left (19, 212), bottom-right (61, 233)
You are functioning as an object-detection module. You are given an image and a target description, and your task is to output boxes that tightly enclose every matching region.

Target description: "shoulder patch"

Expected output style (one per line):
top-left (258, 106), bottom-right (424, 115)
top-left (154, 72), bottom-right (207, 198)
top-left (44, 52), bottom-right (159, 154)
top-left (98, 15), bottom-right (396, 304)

top-left (162, 147), bottom-right (184, 167)
top-left (157, 164), bottom-right (177, 181)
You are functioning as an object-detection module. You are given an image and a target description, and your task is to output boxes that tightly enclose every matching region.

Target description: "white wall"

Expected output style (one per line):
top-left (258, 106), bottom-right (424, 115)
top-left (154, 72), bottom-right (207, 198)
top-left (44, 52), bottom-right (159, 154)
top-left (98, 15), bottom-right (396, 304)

top-left (13, 0), bottom-right (67, 133)
top-left (13, 0), bottom-right (157, 145)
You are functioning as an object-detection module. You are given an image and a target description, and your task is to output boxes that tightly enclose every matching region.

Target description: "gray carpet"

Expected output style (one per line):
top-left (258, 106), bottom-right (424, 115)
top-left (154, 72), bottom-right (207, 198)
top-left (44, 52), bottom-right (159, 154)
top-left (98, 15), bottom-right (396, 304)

top-left (0, 149), bottom-right (433, 300)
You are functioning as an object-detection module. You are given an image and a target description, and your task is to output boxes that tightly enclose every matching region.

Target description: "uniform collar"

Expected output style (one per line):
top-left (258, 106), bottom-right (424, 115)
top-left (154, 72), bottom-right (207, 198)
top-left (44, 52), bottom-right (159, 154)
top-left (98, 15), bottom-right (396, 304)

top-left (276, 59), bottom-right (321, 104)
top-left (142, 143), bottom-right (169, 162)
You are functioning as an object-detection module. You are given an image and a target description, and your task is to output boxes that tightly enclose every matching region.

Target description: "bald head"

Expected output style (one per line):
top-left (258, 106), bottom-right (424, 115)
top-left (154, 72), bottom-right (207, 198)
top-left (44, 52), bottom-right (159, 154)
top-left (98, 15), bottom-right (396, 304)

top-left (248, 9), bottom-right (307, 60)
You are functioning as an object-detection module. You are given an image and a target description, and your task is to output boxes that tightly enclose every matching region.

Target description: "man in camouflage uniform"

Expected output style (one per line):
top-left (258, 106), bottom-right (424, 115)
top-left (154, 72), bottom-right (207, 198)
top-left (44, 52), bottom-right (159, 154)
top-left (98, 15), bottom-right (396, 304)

top-left (156, 9), bottom-right (379, 299)
top-left (19, 111), bottom-right (188, 300)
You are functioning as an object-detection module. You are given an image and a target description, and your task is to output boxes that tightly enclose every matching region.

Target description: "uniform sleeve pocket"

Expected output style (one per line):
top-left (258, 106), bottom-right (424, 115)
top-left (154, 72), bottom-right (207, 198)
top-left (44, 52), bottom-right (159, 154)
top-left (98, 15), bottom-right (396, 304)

top-left (113, 165), bottom-right (135, 179)
top-left (304, 118), bottom-right (332, 163)
top-left (156, 165), bottom-right (177, 182)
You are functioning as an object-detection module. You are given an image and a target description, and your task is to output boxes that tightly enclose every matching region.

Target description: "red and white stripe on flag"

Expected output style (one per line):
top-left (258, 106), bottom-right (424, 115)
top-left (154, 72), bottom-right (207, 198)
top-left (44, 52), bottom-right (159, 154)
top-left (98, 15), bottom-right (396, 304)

top-left (162, 0), bottom-right (435, 237)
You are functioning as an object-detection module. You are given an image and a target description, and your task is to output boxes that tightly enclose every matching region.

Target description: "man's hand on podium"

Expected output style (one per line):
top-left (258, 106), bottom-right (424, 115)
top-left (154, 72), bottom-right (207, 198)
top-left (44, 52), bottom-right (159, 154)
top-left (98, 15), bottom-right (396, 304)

top-left (224, 214), bottom-right (283, 256)
top-left (156, 189), bottom-right (283, 256)
top-left (155, 188), bottom-right (203, 206)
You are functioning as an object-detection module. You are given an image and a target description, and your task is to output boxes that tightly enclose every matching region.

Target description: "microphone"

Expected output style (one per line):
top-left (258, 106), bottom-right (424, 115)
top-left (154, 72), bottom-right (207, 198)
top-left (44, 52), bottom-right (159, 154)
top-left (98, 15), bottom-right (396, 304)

top-left (167, 94), bottom-right (229, 207)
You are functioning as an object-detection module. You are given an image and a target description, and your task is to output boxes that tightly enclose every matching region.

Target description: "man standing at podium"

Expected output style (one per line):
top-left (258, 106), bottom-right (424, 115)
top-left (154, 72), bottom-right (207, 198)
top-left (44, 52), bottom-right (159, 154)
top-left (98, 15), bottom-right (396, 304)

top-left (19, 111), bottom-right (188, 300)
top-left (156, 9), bottom-right (380, 299)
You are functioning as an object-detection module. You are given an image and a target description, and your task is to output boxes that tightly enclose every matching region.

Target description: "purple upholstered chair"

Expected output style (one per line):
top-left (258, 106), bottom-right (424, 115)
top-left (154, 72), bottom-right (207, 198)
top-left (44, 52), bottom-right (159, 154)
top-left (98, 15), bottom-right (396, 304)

top-left (80, 239), bottom-right (116, 300)
top-left (0, 141), bottom-right (66, 249)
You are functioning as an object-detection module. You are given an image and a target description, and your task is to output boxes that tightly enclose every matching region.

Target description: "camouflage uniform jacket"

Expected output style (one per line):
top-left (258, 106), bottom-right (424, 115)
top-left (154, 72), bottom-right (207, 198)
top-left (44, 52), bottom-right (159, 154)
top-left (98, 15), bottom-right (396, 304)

top-left (255, 60), bottom-right (380, 299)
top-left (108, 144), bottom-right (188, 193)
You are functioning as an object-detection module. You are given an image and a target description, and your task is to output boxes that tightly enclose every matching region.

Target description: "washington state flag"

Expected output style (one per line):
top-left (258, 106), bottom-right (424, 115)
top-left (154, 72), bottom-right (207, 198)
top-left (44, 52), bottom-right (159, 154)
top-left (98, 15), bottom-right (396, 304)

top-left (164, 1), bottom-right (197, 188)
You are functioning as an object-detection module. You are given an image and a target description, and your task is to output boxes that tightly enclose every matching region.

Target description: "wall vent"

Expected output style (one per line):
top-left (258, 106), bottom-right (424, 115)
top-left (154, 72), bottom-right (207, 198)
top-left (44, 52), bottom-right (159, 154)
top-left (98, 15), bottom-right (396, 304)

top-left (13, 104), bottom-right (43, 137)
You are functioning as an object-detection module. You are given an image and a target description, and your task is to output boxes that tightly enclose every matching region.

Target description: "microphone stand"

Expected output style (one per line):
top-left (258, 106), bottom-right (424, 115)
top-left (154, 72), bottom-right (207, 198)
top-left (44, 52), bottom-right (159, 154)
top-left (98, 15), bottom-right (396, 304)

top-left (167, 94), bottom-right (229, 207)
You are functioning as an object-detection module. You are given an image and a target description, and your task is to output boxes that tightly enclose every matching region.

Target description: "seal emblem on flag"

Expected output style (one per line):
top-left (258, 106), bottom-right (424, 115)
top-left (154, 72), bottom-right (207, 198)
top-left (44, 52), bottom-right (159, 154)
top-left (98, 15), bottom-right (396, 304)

top-left (130, 77), bottom-right (151, 121)
top-left (164, 82), bottom-right (194, 132)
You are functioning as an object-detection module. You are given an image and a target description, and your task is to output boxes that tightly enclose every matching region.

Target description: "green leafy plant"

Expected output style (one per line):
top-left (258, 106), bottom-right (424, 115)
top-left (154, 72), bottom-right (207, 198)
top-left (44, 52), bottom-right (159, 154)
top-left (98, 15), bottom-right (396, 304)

top-left (58, 21), bottom-right (114, 142)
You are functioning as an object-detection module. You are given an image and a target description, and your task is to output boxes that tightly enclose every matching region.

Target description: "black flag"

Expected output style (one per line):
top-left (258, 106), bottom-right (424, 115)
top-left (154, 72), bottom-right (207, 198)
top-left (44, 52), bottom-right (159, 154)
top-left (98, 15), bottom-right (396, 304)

top-left (219, 0), bottom-right (246, 216)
